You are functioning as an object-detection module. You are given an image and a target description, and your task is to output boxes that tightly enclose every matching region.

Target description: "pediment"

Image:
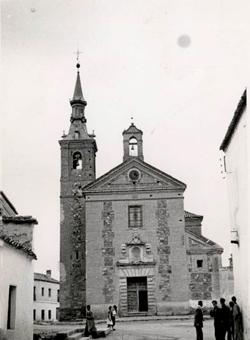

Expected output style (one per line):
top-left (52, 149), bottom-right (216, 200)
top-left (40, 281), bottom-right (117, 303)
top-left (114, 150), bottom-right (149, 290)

top-left (186, 230), bottom-right (223, 252)
top-left (83, 158), bottom-right (186, 193)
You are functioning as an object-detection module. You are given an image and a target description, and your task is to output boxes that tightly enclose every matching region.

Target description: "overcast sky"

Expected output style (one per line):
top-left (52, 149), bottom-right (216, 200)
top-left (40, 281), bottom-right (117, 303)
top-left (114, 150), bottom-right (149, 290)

top-left (1, 0), bottom-right (248, 279)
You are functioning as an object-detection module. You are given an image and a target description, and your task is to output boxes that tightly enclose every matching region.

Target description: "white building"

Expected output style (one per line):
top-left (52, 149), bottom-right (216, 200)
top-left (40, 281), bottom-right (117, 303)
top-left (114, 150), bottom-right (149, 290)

top-left (220, 89), bottom-right (249, 339)
top-left (0, 191), bottom-right (37, 340)
top-left (34, 270), bottom-right (59, 322)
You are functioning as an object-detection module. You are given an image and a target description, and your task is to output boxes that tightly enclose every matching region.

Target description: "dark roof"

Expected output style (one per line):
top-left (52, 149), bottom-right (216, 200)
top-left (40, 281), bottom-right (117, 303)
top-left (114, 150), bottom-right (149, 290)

top-left (34, 272), bottom-right (59, 284)
top-left (220, 89), bottom-right (247, 151)
top-left (184, 211), bottom-right (203, 220)
top-left (122, 123), bottom-right (143, 135)
top-left (0, 233), bottom-right (37, 259)
top-left (2, 215), bottom-right (38, 224)
top-left (0, 191), bottom-right (18, 215)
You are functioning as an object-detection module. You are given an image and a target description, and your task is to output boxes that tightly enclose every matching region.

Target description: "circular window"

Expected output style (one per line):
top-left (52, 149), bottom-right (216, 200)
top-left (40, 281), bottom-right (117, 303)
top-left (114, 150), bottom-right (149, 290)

top-left (128, 169), bottom-right (141, 182)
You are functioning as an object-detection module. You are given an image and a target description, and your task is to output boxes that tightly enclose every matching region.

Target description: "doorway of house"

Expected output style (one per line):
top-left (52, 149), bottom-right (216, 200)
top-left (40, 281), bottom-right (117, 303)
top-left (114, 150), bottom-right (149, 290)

top-left (127, 277), bottom-right (148, 312)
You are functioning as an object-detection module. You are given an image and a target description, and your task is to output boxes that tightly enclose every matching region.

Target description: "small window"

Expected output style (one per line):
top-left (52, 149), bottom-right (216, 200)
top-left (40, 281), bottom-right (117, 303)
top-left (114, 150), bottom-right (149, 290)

top-left (73, 152), bottom-right (82, 169)
top-left (57, 289), bottom-right (60, 302)
top-left (41, 310), bottom-right (45, 321)
top-left (7, 285), bottom-right (16, 329)
top-left (74, 131), bottom-right (80, 139)
top-left (129, 206), bottom-right (142, 228)
top-left (197, 260), bottom-right (203, 268)
top-left (76, 250), bottom-right (79, 260)
top-left (48, 310), bottom-right (51, 320)
top-left (48, 288), bottom-right (51, 297)
top-left (129, 137), bottom-right (138, 156)
top-left (41, 287), bottom-right (44, 296)
top-left (33, 309), bottom-right (36, 321)
top-left (33, 286), bottom-right (36, 301)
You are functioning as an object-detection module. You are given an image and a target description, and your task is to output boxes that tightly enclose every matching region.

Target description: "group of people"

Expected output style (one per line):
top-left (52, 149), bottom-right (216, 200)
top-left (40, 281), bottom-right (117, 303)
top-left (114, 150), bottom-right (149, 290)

top-left (194, 296), bottom-right (243, 340)
top-left (84, 304), bottom-right (118, 338)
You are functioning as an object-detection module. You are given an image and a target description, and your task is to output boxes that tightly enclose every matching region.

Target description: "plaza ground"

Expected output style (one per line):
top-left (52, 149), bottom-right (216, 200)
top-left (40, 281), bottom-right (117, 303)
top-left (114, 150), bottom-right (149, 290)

top-left (34, 317), bottom-right (215, 340)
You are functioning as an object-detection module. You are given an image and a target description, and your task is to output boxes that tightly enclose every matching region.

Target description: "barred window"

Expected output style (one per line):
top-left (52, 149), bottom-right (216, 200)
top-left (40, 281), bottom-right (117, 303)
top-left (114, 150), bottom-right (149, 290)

top-left (129, 206), bottom-right (142, 228)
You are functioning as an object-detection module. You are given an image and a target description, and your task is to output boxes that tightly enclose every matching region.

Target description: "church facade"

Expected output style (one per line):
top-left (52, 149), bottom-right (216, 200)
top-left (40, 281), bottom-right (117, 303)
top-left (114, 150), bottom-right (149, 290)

top-left (59, 65), bottom-right (223, 320)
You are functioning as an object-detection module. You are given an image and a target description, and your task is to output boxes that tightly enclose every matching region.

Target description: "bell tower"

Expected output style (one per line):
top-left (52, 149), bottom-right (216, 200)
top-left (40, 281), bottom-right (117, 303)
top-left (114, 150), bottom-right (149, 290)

top-left (59, 62), bottom-right (97, 320)
top-left (122, 123), bottom-right (144, 162)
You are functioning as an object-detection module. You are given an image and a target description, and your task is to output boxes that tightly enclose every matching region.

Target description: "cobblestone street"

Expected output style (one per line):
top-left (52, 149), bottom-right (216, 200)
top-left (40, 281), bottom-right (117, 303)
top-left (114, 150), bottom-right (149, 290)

top-left (34, 318), bottom-right (215, 340)
top-left (103, 319), bottom-right (214, 340)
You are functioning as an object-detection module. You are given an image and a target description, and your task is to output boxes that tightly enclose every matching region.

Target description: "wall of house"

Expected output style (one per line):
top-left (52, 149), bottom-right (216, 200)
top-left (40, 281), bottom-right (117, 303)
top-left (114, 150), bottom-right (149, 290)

top-left (0, 222), bottom-right (34, 248)
top-left (34, 281), bottom-right (59, 322)
top-left (224, 110), bottom-right (250, 338)
top-left (0, 241), bottom-right (33, 340)
top-left (219, 267), bottom-right (234, 302)
top-left (85, 190), bottom-right (189, 318)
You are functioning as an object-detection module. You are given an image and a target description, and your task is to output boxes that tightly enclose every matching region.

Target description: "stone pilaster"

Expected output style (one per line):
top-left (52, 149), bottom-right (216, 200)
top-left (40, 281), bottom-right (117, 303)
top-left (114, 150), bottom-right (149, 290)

top-left (102, 201), bottom-right (115, 303)
top-left (156, 199), bottom-right (171, 300)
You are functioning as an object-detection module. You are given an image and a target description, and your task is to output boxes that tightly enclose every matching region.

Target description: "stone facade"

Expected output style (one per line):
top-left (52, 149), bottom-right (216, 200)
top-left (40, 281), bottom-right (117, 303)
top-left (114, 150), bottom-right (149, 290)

top-left (60, 67), bottom-right (225, 320)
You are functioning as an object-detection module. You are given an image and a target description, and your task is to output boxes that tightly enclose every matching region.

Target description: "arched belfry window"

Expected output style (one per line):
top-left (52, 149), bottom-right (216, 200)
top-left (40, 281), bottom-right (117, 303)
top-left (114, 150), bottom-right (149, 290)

top-left (129, 137), bottom-right (138, 156)
top-left (73, 152), bottom-right (82, 170)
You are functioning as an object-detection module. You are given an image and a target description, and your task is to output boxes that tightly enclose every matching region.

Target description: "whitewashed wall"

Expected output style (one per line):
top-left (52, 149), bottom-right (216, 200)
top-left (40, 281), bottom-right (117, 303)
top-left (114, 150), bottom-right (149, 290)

top-left (224, 108), bottom-right (250, 338)
top-left (0, 241), bottom-right (33, 340)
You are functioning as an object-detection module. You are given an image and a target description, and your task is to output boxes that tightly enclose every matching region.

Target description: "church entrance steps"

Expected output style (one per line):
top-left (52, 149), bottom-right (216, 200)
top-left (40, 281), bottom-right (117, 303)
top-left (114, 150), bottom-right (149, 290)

top-left (55, 327), bottom-right (111, 340)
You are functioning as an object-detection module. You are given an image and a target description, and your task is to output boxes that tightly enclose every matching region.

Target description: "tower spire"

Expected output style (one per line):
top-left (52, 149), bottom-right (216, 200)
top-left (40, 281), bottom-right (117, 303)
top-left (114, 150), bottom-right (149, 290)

top-left (70, 62), bottom-right (87, 106)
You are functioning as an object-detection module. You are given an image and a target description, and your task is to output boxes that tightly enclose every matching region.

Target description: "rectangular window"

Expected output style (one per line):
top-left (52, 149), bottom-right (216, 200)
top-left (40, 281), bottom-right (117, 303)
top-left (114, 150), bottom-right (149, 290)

top-left (197, 260), bottom-right (203, 268)
top-left (33, 286), bottom-right (36, 301)
top-left (48, 310), bottom-right (51, 320)
top-left (7, 285), bottom-right (16, 329)
top-left (129, 206), bottom-right (142, 228)
top-left (41, 310), bottom-right (45, 321)
top-left (48, 288), bottom-right (51, 297)
top-left (57, 289), bottom-right (60, 302)
top-left (33, 309), bottom-right (36, 321)
top-left (56, 307), bottom-right (59, 320)
top-left (41, 287), bottom-right (44, 296)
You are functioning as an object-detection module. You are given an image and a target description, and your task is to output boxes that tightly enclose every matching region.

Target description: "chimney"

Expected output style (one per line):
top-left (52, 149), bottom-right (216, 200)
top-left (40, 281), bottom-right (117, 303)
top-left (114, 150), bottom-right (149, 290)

top-left (46, 270), bottom-right (52, 278)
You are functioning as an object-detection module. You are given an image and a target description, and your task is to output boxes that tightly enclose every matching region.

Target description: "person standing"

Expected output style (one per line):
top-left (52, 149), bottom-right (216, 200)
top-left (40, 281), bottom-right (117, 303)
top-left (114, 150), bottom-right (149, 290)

top-left (111, 305), bottom-right (117, 331)
top-left (210, 300), bottom-right (222, 340)
top-left (107, 305), bottom-right (113, 330)
top-left (84, 305), bottom-right (98, 337)
top-left (231, 297), bottom-right (243, 340)
top-left (228, 301), bottom-right (235, 340)
top-left (220, 298), bottom-right (230, 340)
top-left (194, 300), bottom-right (204, 340)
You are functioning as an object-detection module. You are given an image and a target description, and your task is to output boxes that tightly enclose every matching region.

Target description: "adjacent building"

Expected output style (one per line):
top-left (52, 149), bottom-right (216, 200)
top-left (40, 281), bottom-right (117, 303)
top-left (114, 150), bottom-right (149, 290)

top-left (33, 270), bottom-right (59, 322)
top-left (220, 89), bottom-right (249, 339)
top-left (59, 64), bottom-right (225, 320)
top-left (0, 191), bottom-right (37, 340)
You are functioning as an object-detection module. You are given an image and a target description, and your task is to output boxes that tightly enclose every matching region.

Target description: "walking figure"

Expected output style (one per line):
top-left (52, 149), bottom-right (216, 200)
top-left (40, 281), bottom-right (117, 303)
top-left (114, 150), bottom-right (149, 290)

top-left (194, 300), bottom-right (204, 340)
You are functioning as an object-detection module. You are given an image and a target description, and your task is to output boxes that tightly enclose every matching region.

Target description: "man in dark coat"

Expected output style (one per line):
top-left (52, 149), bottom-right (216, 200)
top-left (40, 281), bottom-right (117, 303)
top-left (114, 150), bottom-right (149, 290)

top-left (210, 300), bottom-right (222, 340)
top-left (231, 297), bottom-right (243, 340)
top-left (194, 300), bottom-right (204, 340)
top-left (220, 298), bottom-right (230, 340)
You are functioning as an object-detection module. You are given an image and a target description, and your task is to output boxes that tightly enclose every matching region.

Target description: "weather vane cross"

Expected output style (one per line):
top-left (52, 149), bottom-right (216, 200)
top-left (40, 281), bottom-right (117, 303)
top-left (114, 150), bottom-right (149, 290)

top-left (131, 116), bottom-right (134, 123)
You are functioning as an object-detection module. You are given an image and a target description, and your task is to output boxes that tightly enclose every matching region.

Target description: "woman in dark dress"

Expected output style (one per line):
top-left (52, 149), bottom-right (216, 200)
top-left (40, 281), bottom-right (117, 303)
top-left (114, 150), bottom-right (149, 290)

top-left (84, 305), bottom-right (97, 337)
